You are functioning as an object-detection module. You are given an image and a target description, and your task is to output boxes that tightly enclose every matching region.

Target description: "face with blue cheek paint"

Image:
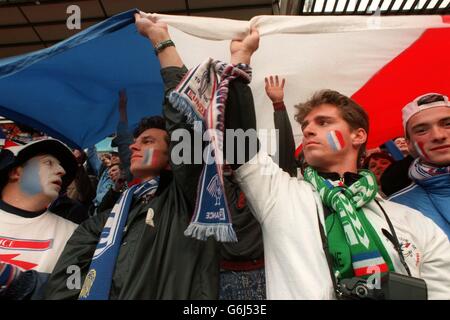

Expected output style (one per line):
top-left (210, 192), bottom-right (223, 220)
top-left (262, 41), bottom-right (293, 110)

top-left (19, 155), bottom-right (65, 201)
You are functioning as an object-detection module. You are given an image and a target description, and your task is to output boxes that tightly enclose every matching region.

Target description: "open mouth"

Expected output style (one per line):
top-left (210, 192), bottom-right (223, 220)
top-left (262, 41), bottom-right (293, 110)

top-left (52, 181), bottom-right (62, 188)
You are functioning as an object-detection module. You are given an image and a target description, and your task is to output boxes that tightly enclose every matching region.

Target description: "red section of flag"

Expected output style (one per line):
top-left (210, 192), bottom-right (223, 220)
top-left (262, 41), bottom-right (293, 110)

top-left (442, 15), bottom-right (450, 24)
top-left (0, 237), bottom-right (52, 251)
top-left (0, 254), bottom-right (38, 270)
top-left (354, 263), bottom-right (389, 277)
top-left (352, 27), bottom-right (450, 148)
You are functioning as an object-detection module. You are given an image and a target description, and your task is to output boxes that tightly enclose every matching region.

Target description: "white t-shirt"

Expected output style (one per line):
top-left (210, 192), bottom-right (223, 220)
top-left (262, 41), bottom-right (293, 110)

top-left (0, 206), bottom-right (77, 274)
top-left (235, 152), bottom-right (450, 300)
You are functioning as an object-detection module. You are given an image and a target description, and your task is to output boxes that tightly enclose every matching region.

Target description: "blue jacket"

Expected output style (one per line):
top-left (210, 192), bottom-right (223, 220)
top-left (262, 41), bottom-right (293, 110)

top-left (389, 174), bottom-right (450, 239)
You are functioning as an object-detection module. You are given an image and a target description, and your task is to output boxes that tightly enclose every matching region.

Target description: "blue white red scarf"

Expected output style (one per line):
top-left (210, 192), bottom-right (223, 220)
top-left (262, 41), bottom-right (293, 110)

top-left (169, 58), bottom-right (251, 242)
top-left (409, 158), bottom-right (450, 181)
top-left (79, 178), bottom-right (159, 300)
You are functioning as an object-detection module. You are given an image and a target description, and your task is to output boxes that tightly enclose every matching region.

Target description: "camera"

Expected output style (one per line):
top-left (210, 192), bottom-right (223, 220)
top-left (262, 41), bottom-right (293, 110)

top-left (337, 272), bottom-right (427, 300)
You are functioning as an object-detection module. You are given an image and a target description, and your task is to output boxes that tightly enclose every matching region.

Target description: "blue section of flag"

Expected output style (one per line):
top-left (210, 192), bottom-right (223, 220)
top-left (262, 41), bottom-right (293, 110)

top-left (0, 9), bottom-right (163, 149)
top-left (352, 251), bottom-right (380, 262)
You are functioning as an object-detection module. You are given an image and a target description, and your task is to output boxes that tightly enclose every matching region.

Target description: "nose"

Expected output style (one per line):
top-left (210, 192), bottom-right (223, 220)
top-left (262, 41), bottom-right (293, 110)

top-left (302, 123), bottom-right (316, 138)
top-left (130, 141), bottom-right (140, 152)
top-left (56, 163), bottom-right (66, 177)
top-left (430, 125), bottom-right (447, 142)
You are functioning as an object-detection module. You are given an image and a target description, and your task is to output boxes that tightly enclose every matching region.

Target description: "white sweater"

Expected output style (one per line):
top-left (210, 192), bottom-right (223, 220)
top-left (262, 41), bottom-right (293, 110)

top-left (235, 152), bottom-right (450, 300)
top-left (0, 208), bottom-right (77, 274)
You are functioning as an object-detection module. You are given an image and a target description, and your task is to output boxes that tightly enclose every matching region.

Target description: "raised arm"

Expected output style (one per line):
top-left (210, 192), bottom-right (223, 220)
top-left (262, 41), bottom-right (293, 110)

top-left (113, 89), bottom-right (134, 182)
top-left (265, 75), bottom-right (297, 177)
top-left (134, 12), bottom-right (201, 208)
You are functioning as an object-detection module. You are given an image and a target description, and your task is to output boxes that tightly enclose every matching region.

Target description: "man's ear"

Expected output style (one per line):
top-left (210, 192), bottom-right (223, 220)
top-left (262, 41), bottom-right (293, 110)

top-left (351, 128), bottom-right (368, 148)
top-left (8, 166), bottom-right (22, 182)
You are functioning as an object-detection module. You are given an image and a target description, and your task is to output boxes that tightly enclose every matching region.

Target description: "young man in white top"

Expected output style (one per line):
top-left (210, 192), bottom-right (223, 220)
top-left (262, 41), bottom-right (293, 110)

top-left (221, 33), bottom-right (450, 299)
top-left (0, 139), bottom-right (78, 299)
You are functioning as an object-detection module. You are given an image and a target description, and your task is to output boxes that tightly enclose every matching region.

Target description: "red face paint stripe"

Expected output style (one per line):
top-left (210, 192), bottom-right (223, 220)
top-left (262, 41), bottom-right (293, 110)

top-left (335, 130), bottom-right (345, 149)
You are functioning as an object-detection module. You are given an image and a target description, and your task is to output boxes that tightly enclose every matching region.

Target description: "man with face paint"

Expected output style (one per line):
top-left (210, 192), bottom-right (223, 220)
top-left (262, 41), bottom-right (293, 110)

top-left (211, 31), bottom-right (450, 298)
top-left (389, 93), bottom-right (450, 239)
top-left (0, 139), bottom-right (78, 299)
top-left (43, 16), bottom-right (219, 297)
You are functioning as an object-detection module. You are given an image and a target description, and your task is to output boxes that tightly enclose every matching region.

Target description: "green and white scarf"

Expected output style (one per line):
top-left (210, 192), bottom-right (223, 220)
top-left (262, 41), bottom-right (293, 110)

top-left (303, 167), bottom-right (395, 279)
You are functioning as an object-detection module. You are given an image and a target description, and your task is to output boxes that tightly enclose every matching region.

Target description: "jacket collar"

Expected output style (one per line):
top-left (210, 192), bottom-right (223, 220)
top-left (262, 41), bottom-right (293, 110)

top-left (317, 171), bottom-right (361, 187)
top-left (414, 173), bottom-right (450, 195)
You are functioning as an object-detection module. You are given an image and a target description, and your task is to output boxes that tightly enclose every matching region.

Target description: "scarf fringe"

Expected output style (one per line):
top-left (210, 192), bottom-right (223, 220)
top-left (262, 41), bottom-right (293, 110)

top-left (169, 91), bottom-right (202, 125)
top-left (184, 222), bottom-right (237, 242)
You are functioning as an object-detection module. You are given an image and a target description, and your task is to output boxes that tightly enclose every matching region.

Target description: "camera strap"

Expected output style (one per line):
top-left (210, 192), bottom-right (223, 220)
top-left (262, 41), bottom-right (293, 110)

top-left (314, 203), bottom-right (342, 299)
top-left (374, 199), bottom-right (412, 277)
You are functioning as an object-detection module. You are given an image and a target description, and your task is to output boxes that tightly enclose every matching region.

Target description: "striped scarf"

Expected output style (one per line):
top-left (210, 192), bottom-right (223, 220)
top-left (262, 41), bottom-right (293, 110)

top-left (303, 167), bottom-right (395, 279)
top-left (0, 262), bottom-right (21, 293)
top-left (79, 178), bottom-right (159, 300)
top-left (169, 58), bottom-right (251, 242)
top-left (409, 158), bottom-right (450, 181)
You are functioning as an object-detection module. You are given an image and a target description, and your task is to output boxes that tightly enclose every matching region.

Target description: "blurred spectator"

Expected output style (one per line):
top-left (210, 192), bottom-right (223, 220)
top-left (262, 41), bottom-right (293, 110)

top-left (394, 136), bottom-right (410, 157)
top-left (363, 151), bottom-right (394, 188)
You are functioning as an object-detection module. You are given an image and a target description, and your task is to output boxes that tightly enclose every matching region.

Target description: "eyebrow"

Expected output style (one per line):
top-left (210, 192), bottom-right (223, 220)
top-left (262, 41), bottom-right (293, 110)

top-left (138, 134), bottom-right (156, 141)
top-left (301, 115), bottom-right (335, 130)
top-left (411, 116), bottom-right (450, 131)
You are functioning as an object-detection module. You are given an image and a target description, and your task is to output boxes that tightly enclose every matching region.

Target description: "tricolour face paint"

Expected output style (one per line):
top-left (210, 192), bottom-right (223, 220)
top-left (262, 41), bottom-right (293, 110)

top-left (19, 158), bottom-right (43, 196)
top-left (142, 148), bottom-right (161, 167)
top-left (326, 130), bottom-right (345, 152)
top-left (414, 141), bottom-right (430, 161)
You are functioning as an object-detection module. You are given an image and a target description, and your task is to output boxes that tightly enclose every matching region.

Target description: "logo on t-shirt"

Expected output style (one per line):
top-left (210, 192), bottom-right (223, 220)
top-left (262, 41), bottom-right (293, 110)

top-left (0, 236), bottom-right (53, 251)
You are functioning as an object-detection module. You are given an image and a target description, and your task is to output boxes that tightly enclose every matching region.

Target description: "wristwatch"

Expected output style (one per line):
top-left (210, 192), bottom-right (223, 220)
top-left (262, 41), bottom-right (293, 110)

top-left (154, 39), bottom-right (175, 55)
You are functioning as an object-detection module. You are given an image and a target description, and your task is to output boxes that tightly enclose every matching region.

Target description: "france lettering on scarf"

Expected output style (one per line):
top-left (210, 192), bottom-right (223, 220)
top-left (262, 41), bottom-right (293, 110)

top-left (327, 130), bottom-right (345, 151)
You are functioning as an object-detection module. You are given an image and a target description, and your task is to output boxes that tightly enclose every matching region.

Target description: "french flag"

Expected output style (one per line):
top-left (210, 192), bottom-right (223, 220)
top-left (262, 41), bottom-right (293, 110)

top-left (0, 13), bottom-right (448, 149)
top-left (163, 14), bottom-right (450, 149)
top-left (327, 130), bottom-right (345, 151)
top-left (352, 251), bottom-right (389, 277)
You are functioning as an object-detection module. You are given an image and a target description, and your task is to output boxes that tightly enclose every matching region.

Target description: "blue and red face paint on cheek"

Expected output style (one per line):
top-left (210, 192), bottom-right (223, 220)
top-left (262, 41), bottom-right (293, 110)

top-left (414, 140), bottom-right (430, 161)
top-left (326, 130), bottom-right (346, 152)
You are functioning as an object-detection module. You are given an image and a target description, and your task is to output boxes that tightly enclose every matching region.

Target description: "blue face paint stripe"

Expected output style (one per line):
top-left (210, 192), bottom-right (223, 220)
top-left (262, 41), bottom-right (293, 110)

top-left (326, 132), bottom-right (338, 151)
top-left (142, 149), bottom-right (154, 166)
top-left (20, 159), bottom-right (43, 196)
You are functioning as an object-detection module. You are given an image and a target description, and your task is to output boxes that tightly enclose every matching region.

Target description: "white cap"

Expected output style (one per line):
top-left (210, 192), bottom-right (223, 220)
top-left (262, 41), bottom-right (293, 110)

top-left (402, 93), bottom-right (450, 131)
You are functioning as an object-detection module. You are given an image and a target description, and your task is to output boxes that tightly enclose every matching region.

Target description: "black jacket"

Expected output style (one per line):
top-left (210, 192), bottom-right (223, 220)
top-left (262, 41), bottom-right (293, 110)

top-left (43, 66), bottom-right (219, 299)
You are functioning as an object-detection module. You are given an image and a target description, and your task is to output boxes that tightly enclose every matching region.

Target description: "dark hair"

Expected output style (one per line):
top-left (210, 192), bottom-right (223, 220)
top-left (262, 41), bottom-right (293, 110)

top-left (294, 89), bottom-right (369, 164)
top-left (133, 116), bottom-right (169, 146)
top-left (362, 151), bottom-right (394, 169)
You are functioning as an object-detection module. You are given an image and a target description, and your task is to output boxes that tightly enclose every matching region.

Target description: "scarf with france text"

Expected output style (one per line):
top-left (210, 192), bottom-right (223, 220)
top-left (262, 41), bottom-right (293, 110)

top-left (303, 167), bottom-right (395, 280)
top-left (78, 178), bottom-right (159, 300)
top-left (169, 58), bottom-right (251, 242)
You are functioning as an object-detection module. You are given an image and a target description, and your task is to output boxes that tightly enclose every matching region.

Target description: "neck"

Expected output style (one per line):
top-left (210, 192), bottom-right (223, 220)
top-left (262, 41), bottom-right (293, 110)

top-left (1, 184), bottom-right (50, 213)
top-left (315, 162), bottom-right (358, 177)
top-left (140, 173), bottom-right (158, 182)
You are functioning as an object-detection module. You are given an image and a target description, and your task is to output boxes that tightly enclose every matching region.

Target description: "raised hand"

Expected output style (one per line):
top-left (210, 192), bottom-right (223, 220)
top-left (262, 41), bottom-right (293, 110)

top-left (118, 89), bottom-right (128, 123)
top-left (230, 27), bottom-right (260, 65)
top-left (265, 75), bottom-right (285, 103)
top-left (134, 11), bottom-right (170, 46)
